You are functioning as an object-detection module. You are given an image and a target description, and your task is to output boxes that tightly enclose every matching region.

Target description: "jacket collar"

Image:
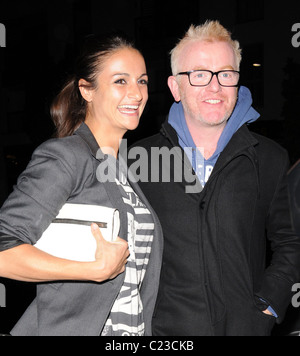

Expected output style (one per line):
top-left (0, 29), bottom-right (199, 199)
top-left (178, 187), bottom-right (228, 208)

top-left (216, 124), bottom-right (258, 163)
top-left (161, 119), bottom-right (259, 156)
top-left (211, 124), bottom-right (259, 178)
top-left (73, 122), bottom-right (105, 161)
top-left (161, 120), bottom-right (260, 190)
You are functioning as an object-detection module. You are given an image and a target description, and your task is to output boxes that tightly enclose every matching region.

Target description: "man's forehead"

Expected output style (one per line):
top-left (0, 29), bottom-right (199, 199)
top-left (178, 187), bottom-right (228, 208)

top-left (178, 40), bottom-right (236, 69)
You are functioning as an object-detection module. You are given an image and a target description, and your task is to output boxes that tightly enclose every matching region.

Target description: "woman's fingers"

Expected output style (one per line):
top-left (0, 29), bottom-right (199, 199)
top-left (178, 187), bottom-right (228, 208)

top-left (90, 223), bottom-right (129, 280)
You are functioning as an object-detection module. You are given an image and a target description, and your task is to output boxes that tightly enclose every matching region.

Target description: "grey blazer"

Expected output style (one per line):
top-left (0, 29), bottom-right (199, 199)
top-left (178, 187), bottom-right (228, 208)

top-left (0, 123), bottom-right (163, 336)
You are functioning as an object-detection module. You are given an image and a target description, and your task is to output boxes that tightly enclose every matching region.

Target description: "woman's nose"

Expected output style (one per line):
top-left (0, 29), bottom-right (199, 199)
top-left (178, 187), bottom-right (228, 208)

top-left (128, 84), bottom-right (143, 101)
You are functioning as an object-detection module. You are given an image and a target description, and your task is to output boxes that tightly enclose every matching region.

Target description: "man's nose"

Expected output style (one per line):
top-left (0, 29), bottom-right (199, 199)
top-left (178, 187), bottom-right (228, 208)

top-left (207, 73), bottom-right (222, 92)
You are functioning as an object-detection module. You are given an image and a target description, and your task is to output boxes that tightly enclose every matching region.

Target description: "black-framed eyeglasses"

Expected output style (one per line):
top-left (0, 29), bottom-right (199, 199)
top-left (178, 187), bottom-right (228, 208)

top-left (176, 70), bottom-right (240, 87)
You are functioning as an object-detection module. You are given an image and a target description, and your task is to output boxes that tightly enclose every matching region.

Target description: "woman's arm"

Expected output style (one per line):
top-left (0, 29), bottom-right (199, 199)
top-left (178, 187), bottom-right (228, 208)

top-left (0, 139), bottom-right (129, 284)
top-left (0, 224), bottom-right (129, 283)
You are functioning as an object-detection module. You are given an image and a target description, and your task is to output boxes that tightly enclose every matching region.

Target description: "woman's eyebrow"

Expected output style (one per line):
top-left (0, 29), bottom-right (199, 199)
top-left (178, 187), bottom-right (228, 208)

top-left (112, 73), bottom-right (148, 78)
top-left (139, 73), bottom-right (148, 78)
top-left (112, 72), bottom-right (129, 77)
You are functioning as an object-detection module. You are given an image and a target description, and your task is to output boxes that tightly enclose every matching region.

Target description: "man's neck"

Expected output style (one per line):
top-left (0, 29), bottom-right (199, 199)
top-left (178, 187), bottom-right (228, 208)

top-left (186, 118), bottom-right (226, 160)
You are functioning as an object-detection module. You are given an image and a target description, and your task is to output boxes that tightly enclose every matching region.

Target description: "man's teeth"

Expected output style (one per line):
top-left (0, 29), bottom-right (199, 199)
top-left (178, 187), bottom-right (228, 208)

top-left (205, 100), bottom-right (221, 104)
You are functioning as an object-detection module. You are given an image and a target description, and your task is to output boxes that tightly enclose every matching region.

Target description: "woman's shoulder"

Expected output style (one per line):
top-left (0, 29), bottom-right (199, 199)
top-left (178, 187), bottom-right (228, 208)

top-left (34, 134), bottom-right (90, 162)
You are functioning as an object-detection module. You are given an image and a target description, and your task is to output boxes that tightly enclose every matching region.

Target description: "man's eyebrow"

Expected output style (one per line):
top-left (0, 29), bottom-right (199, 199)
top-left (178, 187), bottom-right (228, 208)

top-left (192, 65), bottom-right (236, 71)
top-left (219, 65), bottom-right (235, 70)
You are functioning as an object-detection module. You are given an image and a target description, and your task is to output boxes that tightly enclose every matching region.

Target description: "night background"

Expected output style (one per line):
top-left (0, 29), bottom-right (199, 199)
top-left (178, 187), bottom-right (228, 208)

top-left (0, 0), bottom-right (300, 335)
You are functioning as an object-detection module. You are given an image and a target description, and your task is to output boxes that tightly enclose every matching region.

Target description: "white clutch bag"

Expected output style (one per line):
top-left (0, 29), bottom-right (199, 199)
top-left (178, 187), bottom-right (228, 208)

top-left (34, 203), bottom-right (120, 262)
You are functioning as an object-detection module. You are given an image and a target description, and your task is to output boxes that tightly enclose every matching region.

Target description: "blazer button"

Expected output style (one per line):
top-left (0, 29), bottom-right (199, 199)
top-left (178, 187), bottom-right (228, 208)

top-left (200, 201), bottom-right (205, 210)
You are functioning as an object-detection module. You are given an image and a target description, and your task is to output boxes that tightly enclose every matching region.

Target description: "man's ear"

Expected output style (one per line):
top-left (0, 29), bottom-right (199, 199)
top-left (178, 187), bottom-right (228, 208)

top-left (168, 76), bottom-right (181, 102)
top-left (78, 79), bottom-right (93, 102)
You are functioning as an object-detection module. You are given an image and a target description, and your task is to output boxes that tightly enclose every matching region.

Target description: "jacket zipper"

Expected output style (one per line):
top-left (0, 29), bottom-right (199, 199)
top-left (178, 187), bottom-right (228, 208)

top-left (160, 123), bottom-right (261, 333)
top-left (160, 125), bottom-right (215, 332)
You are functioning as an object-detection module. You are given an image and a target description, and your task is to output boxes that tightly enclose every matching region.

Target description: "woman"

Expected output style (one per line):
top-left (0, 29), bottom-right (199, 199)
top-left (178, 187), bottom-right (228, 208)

top-left (0, 35), bottom-right (163, 336)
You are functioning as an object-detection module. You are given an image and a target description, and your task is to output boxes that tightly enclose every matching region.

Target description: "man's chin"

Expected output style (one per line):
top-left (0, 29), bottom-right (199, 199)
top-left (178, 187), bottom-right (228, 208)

top-left (199, 115), bottom-right (230, 127)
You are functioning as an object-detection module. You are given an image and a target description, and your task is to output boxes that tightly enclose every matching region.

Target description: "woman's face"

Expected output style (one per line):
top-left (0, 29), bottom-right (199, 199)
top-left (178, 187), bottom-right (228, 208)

top-left (82, 48), bottom-right (148, 136)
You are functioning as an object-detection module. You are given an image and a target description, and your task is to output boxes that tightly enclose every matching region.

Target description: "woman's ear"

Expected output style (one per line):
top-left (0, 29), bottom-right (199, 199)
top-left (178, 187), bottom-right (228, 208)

top-left (78, 79), bottom-right (93, 102)
top-left (168, 76), bottom-right (181, 102)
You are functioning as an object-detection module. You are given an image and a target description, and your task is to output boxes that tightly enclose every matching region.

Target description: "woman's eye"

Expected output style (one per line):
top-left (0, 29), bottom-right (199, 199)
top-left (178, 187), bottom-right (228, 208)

top-left (139, 79), bottom-right (149, 85)
top-left (115, 79), bottom-right (126, 85)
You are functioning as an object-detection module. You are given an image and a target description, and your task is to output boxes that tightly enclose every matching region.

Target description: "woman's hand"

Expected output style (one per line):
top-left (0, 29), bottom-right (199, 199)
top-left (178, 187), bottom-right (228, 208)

top-left (89, 223), bottom-right (129, 282)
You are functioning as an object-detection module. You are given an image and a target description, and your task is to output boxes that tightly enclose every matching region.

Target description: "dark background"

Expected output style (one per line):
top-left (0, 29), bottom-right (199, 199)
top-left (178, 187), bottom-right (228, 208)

top-left (0, 0), bottom-right (300, 335)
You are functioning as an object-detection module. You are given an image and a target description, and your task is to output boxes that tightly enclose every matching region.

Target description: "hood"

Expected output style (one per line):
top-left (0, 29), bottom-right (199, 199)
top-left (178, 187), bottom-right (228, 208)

top-left (168, 86), bottom-right (260, 163)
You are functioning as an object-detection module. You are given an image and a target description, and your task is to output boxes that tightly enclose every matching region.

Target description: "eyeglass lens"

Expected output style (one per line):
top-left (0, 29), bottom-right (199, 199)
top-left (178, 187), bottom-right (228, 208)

top-left (189, 70), bottom-right (239, 86)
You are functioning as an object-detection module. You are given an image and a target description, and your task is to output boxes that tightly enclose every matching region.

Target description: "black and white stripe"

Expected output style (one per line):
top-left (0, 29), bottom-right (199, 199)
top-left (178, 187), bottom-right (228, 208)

top-left (101, 171), bottom-right (154, 336)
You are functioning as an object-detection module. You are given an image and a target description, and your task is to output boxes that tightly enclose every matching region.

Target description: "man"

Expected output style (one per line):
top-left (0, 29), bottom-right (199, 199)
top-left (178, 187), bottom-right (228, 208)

top-left (288, 160), bottom-right (300, 235)
top-left (130, 21), bottom-right (300, 336)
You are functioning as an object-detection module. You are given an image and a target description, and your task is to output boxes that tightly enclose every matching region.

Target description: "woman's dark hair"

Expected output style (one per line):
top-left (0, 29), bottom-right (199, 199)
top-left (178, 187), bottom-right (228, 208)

top-left (51, 34), bottom-right (138, 138)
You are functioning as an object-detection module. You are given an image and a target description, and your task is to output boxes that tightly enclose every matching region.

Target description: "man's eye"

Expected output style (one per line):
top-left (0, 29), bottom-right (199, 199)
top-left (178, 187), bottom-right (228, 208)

top-left (193, 71), bottom-right (208, 79)
top-left (221, 72), bottom-right (231, 78)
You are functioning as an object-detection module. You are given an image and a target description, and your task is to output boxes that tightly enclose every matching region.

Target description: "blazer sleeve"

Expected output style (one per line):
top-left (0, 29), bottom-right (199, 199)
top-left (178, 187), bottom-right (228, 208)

top-left (0, 138), bottom-right (76, 251)
top-left (257, 150), bottom-right (300, 323)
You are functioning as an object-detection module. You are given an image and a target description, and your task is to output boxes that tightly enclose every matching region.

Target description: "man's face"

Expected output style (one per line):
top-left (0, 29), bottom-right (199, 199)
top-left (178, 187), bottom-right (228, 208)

top-left (169, 41), bottom-right (239, 128)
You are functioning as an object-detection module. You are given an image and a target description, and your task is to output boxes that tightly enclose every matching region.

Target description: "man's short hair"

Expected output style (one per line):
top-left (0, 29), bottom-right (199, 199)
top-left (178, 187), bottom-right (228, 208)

top-left (170, 20), bottom-right (242, 75)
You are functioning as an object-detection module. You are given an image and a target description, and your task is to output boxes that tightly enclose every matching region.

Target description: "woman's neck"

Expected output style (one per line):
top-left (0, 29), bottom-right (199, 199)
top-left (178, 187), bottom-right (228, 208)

top-left (84, 118), bottom-right (125, 158)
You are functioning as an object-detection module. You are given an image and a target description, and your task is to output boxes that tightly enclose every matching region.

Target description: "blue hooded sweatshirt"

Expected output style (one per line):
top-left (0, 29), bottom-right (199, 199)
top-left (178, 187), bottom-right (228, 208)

top-left (168, 86), bottom-right (260, 187)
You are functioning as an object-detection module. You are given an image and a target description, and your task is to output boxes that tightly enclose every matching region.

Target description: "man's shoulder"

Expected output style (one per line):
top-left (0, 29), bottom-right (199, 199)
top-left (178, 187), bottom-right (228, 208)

top-left (130, 132), bottom-right (165, 150)
top-left (130, 121), bottom-right (178, 150)
top-left (246, 129), bottom-right (290, 170)
top-left (250, 130), bottom-right (288, 157)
